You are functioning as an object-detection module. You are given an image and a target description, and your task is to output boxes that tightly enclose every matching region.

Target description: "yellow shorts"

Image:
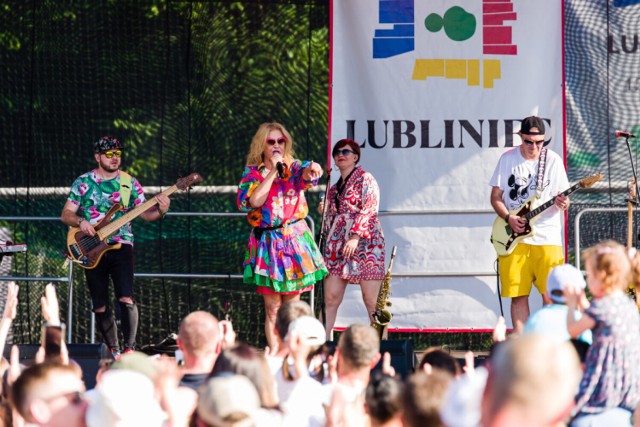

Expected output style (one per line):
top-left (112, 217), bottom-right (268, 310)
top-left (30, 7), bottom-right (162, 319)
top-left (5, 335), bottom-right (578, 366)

top-left (498, 244), bottom-right (564, 298)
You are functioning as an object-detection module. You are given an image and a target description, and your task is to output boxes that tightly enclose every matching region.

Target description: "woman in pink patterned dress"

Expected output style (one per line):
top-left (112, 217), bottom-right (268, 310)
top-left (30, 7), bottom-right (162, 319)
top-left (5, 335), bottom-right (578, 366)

top-left (321, 139), bottom-right (385, 338)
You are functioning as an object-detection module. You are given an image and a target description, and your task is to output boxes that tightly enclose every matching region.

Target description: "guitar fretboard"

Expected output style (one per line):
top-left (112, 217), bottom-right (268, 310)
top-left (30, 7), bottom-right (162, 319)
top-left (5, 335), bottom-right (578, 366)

top-left (98, 184), bottom-right (179, 239)
top-left (523, 183), bottom-right (581, 221)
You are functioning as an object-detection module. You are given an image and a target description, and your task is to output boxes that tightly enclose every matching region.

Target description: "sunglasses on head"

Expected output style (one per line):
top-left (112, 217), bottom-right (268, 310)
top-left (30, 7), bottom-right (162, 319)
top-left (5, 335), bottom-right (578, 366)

top-left (102, 150), bottom-right (122, 158)
top-left (266, 137), bottom-right (286, 146)
top-left (522, 139), bottom-right (544, 146)
top-left (333, 149), bottom-right (354, 157)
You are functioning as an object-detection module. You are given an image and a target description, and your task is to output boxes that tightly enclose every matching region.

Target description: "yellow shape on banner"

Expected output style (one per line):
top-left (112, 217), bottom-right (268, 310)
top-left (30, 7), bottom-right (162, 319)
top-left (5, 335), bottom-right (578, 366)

top-left (467, 60), bottom-right (480, 86)
top-left (445, 59), bottom-right (466, 79)
top-left (412, 58), bottom-right (501, 88)
top-left (483, 60), bottom-right (501, 88)
top-left (412, 59), bottom-right (444, 80)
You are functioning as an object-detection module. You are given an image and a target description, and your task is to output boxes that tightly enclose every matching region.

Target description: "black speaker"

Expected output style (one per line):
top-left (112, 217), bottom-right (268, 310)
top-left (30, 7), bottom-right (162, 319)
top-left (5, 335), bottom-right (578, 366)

top-left (4, 343), bottom-right (109, 389)
top-left (372, 339), bottom-right (415, 379)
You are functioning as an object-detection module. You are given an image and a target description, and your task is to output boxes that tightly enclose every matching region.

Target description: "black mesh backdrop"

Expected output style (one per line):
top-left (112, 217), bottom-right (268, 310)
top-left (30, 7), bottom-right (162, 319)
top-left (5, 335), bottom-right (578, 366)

top-left (0, 0), bottom-right (328, 348)
top-left (3, 0), bottom-right (640, 351)
top-left (565, 0), bottom-right (640, 262)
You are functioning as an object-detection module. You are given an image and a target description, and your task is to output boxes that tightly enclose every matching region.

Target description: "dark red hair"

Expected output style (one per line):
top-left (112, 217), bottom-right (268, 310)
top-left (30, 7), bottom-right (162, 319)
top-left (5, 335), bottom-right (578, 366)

top-left (332, 138), bottom-right (361, 164)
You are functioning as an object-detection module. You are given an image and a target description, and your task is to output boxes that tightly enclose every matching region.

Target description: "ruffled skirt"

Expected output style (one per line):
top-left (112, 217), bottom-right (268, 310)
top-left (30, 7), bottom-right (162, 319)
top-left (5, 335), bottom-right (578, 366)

top-left (243, 220), bottom-right (328, 294)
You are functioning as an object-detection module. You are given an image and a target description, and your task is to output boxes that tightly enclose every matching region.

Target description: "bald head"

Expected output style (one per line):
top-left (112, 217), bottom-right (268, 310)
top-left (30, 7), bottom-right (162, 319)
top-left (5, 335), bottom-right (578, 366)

top-left (482, 335), bottom-right (581, 426)
top-left (178, 311), bottom-right (220, 358)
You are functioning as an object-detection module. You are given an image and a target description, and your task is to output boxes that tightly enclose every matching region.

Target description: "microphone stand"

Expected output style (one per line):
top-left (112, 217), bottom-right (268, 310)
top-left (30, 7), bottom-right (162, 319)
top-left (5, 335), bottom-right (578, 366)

top-left (623, 135), bottom-right (640, 248)
top-left (317, 168), bottom-right (332, 328)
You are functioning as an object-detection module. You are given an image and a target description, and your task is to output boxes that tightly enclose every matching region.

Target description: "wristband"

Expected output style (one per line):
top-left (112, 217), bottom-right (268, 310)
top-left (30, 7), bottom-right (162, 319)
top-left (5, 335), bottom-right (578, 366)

top-left (504, 214), bottom-right (510, 222)
top-left (77, 218), bottom-right (85, 226)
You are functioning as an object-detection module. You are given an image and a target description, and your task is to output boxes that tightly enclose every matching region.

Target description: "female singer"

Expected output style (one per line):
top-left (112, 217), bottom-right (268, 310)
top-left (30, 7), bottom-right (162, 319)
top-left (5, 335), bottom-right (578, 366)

top-left (320, 139), bottom-right (386, 338)
top-left (237, 122), bottom-right (327, 349)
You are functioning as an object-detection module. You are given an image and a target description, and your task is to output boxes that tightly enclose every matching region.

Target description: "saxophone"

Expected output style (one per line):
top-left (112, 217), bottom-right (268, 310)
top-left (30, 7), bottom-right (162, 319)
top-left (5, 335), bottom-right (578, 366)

top-left (371, 246), bottom-right (397, 340)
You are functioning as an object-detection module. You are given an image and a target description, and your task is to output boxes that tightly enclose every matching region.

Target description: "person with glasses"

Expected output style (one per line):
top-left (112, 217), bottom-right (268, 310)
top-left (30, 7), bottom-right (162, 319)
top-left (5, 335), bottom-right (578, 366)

top-left (319, 138), bottom-right (386, 339)
top-left (60, 136), bottom-right (170, 359)
top-left (10, 362), bottom-right (87, 427)
top-left (489, 116), bottom-right (570, 329)
top-left (237, 122), bottom-right (327, 350)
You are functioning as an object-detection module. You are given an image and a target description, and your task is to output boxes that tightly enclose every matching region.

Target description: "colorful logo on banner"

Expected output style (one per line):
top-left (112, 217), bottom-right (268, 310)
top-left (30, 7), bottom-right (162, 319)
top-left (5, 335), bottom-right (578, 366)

top-left (373, 0), bottom-right (518, 88)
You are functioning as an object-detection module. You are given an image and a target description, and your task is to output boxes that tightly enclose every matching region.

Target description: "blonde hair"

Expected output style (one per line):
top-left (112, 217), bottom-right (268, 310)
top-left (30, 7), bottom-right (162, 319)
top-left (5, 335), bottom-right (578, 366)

top-left (583, 240), bottom-right (632, 294)
top-left (245, 122), bottom-right (295, 166)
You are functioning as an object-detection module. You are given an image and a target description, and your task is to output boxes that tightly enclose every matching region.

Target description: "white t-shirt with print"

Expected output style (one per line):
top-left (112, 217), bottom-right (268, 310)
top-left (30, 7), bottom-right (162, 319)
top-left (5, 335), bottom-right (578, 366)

top-left (489, 147), bottom-right (569, 246)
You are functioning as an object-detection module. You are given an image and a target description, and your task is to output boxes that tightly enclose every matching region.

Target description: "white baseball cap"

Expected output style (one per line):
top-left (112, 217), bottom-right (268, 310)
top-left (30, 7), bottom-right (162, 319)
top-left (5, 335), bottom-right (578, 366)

top-left (546, 264), bottom-right (586, 304)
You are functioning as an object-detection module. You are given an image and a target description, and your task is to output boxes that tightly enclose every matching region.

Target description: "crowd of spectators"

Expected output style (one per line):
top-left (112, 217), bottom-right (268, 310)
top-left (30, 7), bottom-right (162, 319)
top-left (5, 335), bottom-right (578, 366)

top-left (1, 238), bottom-right (640, 426)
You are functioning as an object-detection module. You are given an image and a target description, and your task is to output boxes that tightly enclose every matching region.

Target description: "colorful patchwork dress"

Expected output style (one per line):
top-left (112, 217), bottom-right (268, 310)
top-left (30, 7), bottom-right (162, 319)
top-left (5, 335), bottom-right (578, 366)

top-left (237, 160), bottom-right (328, 295)
top-left (323, 166), bottom-right (385, 283)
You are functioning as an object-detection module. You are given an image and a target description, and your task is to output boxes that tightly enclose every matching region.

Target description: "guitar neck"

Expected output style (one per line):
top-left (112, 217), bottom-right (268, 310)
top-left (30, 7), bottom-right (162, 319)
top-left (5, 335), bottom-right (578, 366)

top-left (524, 183), bottom-right (580, 220)
top-left (99, 185), bottom-right (178, 238)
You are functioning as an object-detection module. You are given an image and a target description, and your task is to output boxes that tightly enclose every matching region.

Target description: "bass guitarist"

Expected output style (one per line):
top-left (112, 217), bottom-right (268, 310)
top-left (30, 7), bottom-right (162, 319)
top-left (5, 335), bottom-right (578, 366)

top-left (489, 116), bottom-right (570, 330)
top-left (60, 136), bottom-right (170, 359)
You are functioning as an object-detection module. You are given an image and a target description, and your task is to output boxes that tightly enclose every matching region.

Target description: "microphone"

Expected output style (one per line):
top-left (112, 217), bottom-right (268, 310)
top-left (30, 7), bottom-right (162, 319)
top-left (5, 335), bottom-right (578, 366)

top-left (276, 162), bottom-right (286, 179)
top-left (616, 130), bottom-right (636, 138)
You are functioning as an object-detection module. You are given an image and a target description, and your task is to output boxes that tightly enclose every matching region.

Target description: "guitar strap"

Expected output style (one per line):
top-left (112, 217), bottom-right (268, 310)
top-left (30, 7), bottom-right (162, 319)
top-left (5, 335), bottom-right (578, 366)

top-left (120, 171), bottom-right (132, 208)
top-left (535, 148), bottom-right (547, 199)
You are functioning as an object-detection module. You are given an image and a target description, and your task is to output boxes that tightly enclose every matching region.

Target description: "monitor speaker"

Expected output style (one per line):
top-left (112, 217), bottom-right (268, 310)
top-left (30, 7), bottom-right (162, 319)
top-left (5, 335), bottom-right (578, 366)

top-left (372, 339), bottom-right (415, 379)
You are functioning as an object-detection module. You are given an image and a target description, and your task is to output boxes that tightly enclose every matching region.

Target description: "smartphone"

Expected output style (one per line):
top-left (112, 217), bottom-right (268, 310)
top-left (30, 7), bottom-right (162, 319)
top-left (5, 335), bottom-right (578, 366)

top-left (41, 324), bottom-right (65, 359)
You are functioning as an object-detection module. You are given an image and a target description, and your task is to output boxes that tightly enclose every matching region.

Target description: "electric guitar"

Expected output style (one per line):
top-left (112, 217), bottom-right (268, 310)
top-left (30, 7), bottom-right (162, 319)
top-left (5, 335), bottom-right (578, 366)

top-left (491, 173), bottom-right (603, 256)
top-left (66, 173), bottom-right (202, 269)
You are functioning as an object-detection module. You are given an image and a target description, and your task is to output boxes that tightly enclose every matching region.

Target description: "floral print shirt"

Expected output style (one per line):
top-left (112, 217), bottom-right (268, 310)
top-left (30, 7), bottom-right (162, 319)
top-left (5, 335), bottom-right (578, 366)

top-left (67, 170), bottom-right (145, 244)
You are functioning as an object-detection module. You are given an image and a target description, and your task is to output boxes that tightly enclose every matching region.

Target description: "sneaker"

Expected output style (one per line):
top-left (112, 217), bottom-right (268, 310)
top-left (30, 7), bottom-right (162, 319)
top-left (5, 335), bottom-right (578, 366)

top-left (123, 348), bottom-right (135, 355)
top-left (111, 349), bottom-right (121, 361)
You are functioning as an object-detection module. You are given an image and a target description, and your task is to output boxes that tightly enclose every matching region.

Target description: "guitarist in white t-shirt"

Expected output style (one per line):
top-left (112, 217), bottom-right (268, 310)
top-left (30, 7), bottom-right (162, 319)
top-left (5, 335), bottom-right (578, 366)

top-left (489, 116), bottom-right (570, 330)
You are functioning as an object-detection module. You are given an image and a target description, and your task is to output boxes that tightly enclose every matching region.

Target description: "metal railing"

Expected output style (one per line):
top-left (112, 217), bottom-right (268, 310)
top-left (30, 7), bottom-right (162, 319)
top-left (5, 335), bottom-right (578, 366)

top-left (0, 212), bottom-right (315, 343)
top-left (0, 216), bottom-right (75, 342)
top-left (574, 207), bottom-right (628, 269)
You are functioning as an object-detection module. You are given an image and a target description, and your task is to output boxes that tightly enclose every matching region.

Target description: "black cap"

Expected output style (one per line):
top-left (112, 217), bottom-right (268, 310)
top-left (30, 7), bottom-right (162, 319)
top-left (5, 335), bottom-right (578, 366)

top-left (519, 116), bottom-right (545, 136)
top-left (94, 136), bottom-right (123, 153)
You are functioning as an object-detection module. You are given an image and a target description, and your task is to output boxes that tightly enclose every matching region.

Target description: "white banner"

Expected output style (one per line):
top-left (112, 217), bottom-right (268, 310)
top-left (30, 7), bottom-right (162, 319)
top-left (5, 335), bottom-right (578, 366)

top-left (330, 0), bottom-right (564, 330)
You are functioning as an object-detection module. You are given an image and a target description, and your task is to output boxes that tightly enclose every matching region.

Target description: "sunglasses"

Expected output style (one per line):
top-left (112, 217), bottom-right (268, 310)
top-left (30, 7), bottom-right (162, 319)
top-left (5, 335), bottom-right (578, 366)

top-left (266, 137), bottom-right (286, 146)
top-left (333, 149), bottom-right (354, 157)
top-left (522, 139), bottom-right (544, 146)
top-left (102, 150), bottom-right (122, 158)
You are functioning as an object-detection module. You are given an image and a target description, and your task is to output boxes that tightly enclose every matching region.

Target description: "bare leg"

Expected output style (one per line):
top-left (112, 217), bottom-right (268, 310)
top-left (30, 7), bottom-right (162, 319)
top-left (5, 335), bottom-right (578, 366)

top-left (360, 280), bottom-right (382, 324)
top-left (323, 275), bottom-right (348, 340)
top-left (510, 295), bottom-right (530, 333)
top-left (263, 293), bottom-right (301, 349)
top-left (263, 294), bottom-right (283, 349)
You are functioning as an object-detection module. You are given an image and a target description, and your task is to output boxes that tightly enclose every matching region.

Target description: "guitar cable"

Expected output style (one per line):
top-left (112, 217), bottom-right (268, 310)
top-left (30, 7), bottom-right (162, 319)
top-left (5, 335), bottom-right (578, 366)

top-left (494, 258), bottom-right (504, 318)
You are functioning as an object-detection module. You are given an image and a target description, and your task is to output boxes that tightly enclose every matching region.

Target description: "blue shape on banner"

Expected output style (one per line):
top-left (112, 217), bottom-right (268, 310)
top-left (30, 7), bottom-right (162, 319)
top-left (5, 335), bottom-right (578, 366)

top-left (374, 0), bottom-right (415, 58)
top-left (373, 36), bottom-right (414, 58)
top-left (379, 0), bottom-right (413, 23)
top-left (614, 0), bottom-right (640, 6)
top-left (374, 24), bottom-right (414, 38)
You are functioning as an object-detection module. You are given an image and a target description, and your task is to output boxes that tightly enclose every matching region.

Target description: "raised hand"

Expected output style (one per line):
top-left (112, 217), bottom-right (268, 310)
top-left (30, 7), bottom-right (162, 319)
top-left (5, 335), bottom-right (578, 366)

top-left (40, 283), bottom-right (61, 325)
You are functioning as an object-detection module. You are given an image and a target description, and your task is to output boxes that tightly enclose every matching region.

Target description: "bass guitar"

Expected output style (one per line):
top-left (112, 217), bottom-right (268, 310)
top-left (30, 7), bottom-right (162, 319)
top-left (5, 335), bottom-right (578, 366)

top-left (491, 173), bottom-right (603, 256)
top-left (66, 173), bottom-right (202, 269)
